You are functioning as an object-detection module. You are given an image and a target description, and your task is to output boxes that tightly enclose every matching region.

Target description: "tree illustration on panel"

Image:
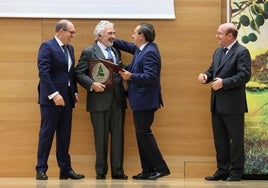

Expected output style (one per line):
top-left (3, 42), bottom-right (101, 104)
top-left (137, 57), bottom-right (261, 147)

top-left (232, 0), bottom-right (268, 44)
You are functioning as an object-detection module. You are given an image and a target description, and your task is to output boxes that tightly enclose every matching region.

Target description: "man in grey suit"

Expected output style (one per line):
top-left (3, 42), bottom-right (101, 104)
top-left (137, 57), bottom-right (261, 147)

top-left (74, 20), bottom-right (127, 180)
top-left (198, 23), bottom-right (251, 181)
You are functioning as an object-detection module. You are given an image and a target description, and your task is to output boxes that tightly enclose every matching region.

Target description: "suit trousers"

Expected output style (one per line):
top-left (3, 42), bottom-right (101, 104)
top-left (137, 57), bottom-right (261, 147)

top-left (36, 102), bottom-right (73, 173)
top-left (211, 112), bottom-right (245, 176)
top-left (133, 109), bottom-right (168, 173)
top-left (90, 97), bottom-right (125, 176)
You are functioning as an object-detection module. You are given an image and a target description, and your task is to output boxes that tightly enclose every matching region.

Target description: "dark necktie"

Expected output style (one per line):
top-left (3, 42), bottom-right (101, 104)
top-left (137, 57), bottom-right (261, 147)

top-left (133, 49), bottom-right (140, 61)
top-left (130, 49), bottom-right (141, 72)
top-left (106, 48), bottom-right (114, 63)
top-left (220, 48), bottom-right (228, 64)
top-left (62, 45), bottom-right (68, 62)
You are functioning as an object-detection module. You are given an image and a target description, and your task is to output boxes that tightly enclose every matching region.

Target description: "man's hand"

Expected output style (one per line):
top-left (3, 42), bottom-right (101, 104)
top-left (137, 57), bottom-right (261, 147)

top-left (75, 93), bottom-right (79, 106)
top-left (92, 82), bottom-right (106, 92)
top-left (119, 69), bottom-right (131, 80)
top-left (198, 73), bottom-right (207, 84)
top-left (53, 93), bottom-right (65, 106)
top-left (212, 77), bottom-right (223, 91)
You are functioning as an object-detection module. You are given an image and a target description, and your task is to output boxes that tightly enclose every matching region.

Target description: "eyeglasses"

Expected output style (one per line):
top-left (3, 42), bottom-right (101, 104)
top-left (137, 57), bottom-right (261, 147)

top-left (216, 32), bottom-right (228, 36)
top-left (63, 29), bottom-right (76, 35)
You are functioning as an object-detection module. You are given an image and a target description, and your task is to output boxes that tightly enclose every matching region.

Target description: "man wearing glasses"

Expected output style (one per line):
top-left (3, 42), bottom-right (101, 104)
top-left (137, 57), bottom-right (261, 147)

top-left (198, 23), bottom-right (251, 181)
top-left (36, 19), bottom-right (84, 180)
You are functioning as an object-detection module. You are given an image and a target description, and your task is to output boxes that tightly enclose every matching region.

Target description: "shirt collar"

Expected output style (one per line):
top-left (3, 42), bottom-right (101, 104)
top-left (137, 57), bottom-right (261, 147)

top-left (226, 40), bottom-right (237, 51)
top-left (97, 41), bottom-right (108, 51)
top-left (139, 42), bottom-right (148, 51)
top-left (54, 36), bottom-right (64, 47)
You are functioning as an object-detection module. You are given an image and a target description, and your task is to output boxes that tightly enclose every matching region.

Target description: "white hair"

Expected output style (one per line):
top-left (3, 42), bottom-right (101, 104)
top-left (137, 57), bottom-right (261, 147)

top-left (93, 20), bottom-right (114, 39)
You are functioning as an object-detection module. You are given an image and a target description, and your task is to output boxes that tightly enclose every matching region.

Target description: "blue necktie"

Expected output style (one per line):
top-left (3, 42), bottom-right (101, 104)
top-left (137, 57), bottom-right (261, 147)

top-left (106, 48), bottom-right (114, 63)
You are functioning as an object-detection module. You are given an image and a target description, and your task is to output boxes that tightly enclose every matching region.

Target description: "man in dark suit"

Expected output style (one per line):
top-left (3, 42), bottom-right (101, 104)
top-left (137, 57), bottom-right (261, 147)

top-left (36, 19), bottom-right (84, 180)
top-left (74, 20), bottom-right (127, 180)
top-left (113, 23), bottom-right (170, 180)
top-left (198, 23), bottom-right (251, 181)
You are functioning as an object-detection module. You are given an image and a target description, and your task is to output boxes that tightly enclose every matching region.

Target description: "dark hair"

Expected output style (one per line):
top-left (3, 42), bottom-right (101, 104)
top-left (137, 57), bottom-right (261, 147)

top-left (138, 23), bottom-right (155, 42)
top-left (55, 20), bottom-right (68, 32)
top-left (226, 28), bottom-right (238, 39)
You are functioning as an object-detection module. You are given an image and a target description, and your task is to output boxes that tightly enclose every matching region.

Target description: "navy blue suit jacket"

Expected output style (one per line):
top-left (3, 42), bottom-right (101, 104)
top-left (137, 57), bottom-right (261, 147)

top-left (113, 39), bottom-right (163, 111)
top-left (37, 38), bottom-right (77, 107)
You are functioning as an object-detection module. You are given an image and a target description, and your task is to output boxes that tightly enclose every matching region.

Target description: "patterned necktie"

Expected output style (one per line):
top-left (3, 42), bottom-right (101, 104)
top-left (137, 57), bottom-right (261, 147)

top-left (106, 48), bottom-right (114, 63)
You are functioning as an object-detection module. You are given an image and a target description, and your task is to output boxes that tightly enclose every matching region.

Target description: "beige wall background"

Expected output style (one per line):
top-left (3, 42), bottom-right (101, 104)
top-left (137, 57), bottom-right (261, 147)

top-left (0, 0), bottom-right (228, 178)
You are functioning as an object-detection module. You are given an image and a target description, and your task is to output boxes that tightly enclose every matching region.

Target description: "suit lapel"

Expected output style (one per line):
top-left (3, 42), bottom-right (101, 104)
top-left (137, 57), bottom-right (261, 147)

top-left (215, 43), bottom-right (237, 73)
top-left (111, 47), bottom-right (120, 64)
top-left (93, 43), bottom-right (106, 60)
top-left (129, 48), bottom-right (141, 72)
top-left (52, 38), bottom-right (69, 69)
top-left (220, 51), bottom-right (232, 67)
top-left (129, 43), bottom-right (150, 72)
top-left (216, 48), bottom-right (229, 71)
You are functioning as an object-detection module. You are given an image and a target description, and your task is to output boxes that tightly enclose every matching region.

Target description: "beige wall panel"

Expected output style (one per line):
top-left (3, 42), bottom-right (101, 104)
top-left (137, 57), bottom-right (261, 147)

top-left (222, 0), bottom-right (228, 22)
top-left (0, 80), bottom-right (38, 98)
top-left (0, 0), bottom-right (224, 177)
top-left (0, 19), bottom-right (41, 62)
top-left (0, 63), bottom-right (38, 81)
top-left (185, 161), bottom-right (217, 178)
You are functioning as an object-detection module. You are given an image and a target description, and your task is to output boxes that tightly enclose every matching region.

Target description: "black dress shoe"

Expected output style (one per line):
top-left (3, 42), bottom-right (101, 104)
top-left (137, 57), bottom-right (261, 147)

top-left (96, 174), bottom-right (106, 179)
top-left (59, 170), bottom-right (85, 179)
top-left (148, 170), bottom-right (170, 180)
top-left (112, 174), bottom-right (128, 180)
top-left (132, 173), bottom-right (151, 180)
top-left (226, 176), bottom-right (241, 181)
top-left (205, 171), bottom-right (229, 181)
top-left (36, 171), bottom-right (48, 180)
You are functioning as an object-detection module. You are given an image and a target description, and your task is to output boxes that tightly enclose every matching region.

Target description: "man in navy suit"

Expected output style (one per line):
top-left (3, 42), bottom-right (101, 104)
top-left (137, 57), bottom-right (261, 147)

top-left (113, 23), bottom-right (170, 180)
top-left (198, 23), bottom-right (251, 181)
top-left (36, 19), bottom-right (84, 180)
top-left (74, 20), bottom-right (127, 180)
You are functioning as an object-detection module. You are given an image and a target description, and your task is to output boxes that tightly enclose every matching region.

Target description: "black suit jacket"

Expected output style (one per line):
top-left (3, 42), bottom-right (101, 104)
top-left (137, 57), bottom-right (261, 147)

top-left (74, 42), bottom-right (127, 112)
top-left (205, 41), bottom-right (251, 114)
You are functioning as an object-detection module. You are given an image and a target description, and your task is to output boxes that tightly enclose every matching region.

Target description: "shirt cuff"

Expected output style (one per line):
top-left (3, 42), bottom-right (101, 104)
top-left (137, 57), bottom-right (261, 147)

top-left (48, 91), bottom-right (59, 100)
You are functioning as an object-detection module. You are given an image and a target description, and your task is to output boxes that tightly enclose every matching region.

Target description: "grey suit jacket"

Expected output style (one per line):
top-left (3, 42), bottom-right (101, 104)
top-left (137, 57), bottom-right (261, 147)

top-left (74, 42), bottom-right (127, 112)
top-left (205, 41), bottom-right (251, 114)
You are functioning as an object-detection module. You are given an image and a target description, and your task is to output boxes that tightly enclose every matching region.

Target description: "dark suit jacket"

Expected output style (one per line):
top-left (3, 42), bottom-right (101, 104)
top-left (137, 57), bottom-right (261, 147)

top-left (113, 39), bottom-right (163, 111)
top-left (74, 42), bottom-right (127, 112)
top-left (37, 38), bottom-right (77, 107)
top-left (205, 41), bottom-right (251, 114)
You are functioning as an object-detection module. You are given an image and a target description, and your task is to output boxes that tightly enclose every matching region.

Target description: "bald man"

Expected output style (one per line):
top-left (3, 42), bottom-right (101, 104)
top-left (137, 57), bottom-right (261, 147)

top-left (198, 23), bottom-right (251, 181)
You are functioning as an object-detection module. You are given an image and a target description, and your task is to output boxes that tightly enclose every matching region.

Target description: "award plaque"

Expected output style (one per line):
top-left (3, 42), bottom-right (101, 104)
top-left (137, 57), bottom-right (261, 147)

top-left (98, 58), bottom-right (123, 72)
top-left (88, 59), bottom-right (123, 88)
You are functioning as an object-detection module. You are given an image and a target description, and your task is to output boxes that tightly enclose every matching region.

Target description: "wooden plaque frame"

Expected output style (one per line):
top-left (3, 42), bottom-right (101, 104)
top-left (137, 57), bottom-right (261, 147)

top-left (88, 59), bottom-right (122, 88)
